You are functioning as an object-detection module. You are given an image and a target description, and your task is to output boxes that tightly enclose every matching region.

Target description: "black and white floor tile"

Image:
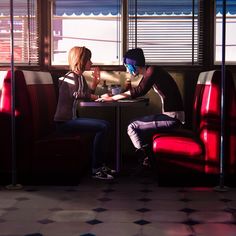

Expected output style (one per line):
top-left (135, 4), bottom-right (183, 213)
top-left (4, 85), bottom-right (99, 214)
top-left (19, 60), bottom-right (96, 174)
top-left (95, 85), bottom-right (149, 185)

top-left (0, 173), bottom-right (236, 236)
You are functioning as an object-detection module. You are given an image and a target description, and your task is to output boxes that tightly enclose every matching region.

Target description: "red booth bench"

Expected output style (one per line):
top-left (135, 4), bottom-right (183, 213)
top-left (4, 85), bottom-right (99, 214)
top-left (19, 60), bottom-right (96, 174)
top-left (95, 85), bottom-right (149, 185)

top-left (152, 70), bottom-right (236, 183)
top-left (0, 70), bottom-right (91, 184)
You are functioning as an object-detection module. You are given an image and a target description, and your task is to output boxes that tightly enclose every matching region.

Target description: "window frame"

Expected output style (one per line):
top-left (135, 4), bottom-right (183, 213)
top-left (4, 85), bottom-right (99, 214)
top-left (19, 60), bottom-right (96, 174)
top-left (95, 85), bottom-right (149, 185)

top-left (214, 13), bottom-right (236, 65)
top-left (1, 0), bottom-right (235, 70)
top-left (49, 0), bottom-right (205, 67)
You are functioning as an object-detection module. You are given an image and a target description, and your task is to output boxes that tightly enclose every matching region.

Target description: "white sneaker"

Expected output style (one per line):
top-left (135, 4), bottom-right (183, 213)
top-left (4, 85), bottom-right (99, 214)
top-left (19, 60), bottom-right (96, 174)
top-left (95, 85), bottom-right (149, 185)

top-left (101, 165), bottom-right (117, 175)
top-left (92, 169), bottom-right (114, 180)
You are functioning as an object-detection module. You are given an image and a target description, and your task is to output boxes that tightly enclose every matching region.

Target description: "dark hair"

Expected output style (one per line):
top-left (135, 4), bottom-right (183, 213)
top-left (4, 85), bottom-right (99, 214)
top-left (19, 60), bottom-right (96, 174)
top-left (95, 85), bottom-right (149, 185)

top-left (123, 48), bottom-right (145, 66)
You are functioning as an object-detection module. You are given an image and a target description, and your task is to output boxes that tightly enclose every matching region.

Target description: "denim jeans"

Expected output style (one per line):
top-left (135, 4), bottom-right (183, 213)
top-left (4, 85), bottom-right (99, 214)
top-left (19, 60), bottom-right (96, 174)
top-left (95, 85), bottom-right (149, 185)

top-left (127, 114), bottom-right (181, 150)
top-left (55, 118), bottom-right (110, 169)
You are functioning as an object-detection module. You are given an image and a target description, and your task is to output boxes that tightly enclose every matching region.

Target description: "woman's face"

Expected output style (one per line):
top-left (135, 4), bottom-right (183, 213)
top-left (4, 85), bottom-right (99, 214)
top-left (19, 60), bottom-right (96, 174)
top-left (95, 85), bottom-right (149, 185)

top-left (85, 59), bottom-right (92, 71)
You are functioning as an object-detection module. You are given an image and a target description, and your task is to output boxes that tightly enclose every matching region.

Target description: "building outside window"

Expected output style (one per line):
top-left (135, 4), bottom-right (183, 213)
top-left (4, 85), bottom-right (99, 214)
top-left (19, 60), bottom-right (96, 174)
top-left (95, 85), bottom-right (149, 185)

top-left (215, 0), bottom-right (236, 64)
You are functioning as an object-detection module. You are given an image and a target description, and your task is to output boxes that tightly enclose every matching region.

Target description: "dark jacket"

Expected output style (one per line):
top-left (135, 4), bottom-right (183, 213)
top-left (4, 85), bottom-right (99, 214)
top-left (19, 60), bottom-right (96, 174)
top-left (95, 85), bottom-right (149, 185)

top-left (54, 71), bottom-right (93, 121)
top-left (130, 66), bottom-right (185, 123)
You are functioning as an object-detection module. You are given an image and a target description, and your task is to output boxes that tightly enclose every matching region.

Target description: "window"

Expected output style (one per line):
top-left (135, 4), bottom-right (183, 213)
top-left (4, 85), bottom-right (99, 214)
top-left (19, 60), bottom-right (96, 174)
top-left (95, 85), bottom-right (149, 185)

top-left (128, 0), bottom-right (202, 65)
top-left (0, 0), bottom-right (39, 65)
top-left (215, 0), bottom-right (236, 64)
top-left (52, 0), bottom-right (203, 66)
top-left (1, 1), bottom-right (233, 67)
top-left (51, 0), bottom-right (122, 65)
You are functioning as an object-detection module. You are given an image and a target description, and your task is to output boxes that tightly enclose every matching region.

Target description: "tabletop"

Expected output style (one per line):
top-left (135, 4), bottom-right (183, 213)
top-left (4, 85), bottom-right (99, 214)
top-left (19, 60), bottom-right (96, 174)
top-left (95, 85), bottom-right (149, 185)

top-left (80, 97), bottom-right (149, 107)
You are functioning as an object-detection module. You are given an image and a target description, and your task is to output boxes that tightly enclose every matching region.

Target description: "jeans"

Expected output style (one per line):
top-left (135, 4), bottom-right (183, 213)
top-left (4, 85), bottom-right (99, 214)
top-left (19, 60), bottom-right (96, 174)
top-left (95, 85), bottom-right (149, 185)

top-left (127, 114), bottom-right (181, 150)
top-left (55, 118), bottom-right (110, 169)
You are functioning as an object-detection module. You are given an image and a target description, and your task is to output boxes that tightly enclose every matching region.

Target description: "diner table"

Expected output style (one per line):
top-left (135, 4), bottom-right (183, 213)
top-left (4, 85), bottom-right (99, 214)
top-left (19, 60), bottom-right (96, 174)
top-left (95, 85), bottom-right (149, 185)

top-left (80, 97), bottom-right (149, 172)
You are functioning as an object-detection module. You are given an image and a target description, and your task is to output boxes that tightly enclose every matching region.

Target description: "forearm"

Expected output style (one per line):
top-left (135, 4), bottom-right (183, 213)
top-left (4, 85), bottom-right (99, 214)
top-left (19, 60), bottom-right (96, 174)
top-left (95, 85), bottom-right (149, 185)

top-left (111, 91), bottom-right (131, 101)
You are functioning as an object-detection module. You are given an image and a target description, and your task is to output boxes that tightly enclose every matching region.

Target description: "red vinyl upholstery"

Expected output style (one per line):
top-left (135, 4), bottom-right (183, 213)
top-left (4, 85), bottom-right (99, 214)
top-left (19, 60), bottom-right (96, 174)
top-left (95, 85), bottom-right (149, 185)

top-left (0, 70), bottom-right (90, 184)
top-left (152, 70), bottom-right (236, 175)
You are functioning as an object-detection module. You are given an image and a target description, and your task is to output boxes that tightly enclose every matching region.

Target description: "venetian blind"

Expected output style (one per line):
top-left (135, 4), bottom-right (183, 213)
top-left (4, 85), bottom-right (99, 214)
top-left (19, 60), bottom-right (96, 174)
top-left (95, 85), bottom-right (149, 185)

top-left (0, 0), bottom-right (39, 65)
top-left (128, 0), bottom-right (204, 65)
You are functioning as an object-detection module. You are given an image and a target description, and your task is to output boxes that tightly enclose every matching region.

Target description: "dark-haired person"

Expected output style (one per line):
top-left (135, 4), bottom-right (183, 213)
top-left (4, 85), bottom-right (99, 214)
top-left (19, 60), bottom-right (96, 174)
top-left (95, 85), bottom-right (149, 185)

top-left (54, 46), bottom-right (115, 180)
top-left (98, 48), bottom-right (184, 167)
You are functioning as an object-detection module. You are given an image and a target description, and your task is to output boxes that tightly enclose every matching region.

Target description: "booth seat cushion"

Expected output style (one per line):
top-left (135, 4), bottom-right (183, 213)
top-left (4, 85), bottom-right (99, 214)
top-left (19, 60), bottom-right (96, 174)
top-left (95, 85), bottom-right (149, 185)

top-left (153, 133), bottom-right (203, 157)
top-left (34, 131), bottom-right (91, 161)
top-left (33, 134), bottom-right (91, 183)
top-left (152, 130), bottom-right (205, 174)
top-left (151, 70), bottom-right (236, 177)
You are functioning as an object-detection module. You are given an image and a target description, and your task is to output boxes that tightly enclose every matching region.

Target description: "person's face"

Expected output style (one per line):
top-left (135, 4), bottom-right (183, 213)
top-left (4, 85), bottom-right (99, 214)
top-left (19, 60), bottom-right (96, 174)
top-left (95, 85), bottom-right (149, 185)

top-left (125, 64), bottom-right (138, 76)
top-left (85, 58), bottom-right (92, 70)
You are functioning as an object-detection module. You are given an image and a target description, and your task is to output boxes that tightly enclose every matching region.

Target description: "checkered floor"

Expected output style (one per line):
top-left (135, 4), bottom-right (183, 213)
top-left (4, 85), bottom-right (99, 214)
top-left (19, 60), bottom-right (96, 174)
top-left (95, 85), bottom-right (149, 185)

top-left (0, 170), bottom-right (236, 236)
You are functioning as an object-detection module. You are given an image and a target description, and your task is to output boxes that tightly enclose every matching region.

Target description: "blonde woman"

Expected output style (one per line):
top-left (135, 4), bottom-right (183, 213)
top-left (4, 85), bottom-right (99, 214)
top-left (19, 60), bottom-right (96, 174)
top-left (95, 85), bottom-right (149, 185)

top-left (54, 46), bottom-right (115, 180)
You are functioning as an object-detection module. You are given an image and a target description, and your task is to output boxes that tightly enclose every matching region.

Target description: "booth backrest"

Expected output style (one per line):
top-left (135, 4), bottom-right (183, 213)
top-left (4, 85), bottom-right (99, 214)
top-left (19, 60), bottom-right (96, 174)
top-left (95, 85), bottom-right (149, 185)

top-left (192, 70), bottom-right (220, 131)
top-left (0, 71), bottom-right (7, 99)
top-left (0, 70), bottom-right (57, 140)
top-left (0, 70), bottom-right (91, 183)
top-left (193, 70), bottom-right (236, 173)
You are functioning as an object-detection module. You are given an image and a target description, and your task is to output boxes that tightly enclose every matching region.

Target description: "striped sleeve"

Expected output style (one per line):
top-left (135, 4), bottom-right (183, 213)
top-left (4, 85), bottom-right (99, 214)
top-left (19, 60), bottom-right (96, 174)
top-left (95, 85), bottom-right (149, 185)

top-left (73, 75), bottom-right (91, 100)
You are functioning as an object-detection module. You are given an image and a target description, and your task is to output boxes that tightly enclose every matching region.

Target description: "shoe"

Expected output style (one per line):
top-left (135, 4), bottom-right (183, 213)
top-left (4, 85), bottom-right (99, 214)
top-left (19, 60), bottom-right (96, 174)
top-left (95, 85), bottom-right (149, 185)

top-left (92, 169), bottom-right (114, 180)
top-left (101, 165), bottom-right (117, 175)
top-left (143, 157), bottom-right (151, 167)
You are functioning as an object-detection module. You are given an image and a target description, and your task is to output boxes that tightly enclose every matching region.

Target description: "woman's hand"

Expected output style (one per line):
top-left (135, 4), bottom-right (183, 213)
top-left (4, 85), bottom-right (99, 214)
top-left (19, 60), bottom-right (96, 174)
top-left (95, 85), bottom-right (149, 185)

top-left (96, 96), bottom-right (114, 102)
top-left (101, 93), bottom-right (111, 98)
top-left (96, 92), bottom-right (131, 102)
top-left (91, 67), bottom-right (100, 90)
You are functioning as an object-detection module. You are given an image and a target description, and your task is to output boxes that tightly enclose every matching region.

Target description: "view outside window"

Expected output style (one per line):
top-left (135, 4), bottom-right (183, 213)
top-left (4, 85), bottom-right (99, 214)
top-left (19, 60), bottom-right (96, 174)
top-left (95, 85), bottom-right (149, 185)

top-left (215, 0), bottom-right (236, 64)
top-left (0, 0), bottom-right (38, 65)
top-left (52, 0), bottom-right (122, 65)
top-left (52, 0), bottom-right (202, 65)
top-left (1, 1), bottom-right (235, 66)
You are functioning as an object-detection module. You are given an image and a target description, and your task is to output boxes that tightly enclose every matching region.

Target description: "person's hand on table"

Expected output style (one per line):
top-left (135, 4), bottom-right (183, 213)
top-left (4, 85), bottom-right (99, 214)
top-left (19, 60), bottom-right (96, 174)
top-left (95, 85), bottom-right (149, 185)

top-left (96, 95), bottom-right (114, 102)
top-left (96, 91), bottom-right (131, 102)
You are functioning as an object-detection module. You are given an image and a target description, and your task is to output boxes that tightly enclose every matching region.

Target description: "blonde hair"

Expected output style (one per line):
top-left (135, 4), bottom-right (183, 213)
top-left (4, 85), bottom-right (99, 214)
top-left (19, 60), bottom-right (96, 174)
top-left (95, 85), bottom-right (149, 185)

top-left (68, 46), bottom-right (92, 72)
